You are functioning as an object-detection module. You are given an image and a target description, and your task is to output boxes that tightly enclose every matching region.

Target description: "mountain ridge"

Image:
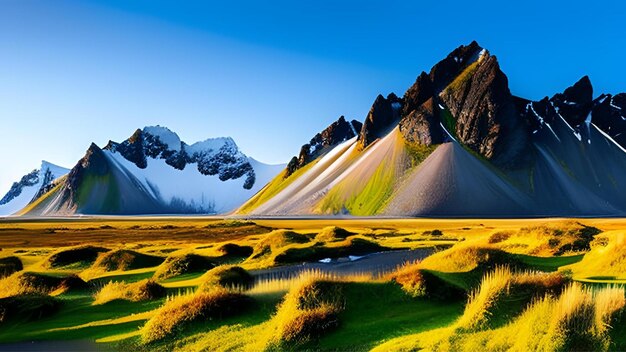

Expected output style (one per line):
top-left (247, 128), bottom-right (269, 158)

top-left (237, 41), bottom-right (626, 217)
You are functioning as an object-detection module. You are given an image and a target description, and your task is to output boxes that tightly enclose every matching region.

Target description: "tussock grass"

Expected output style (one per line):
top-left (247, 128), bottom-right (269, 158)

top-left (0, 294), bottom-right (60, 324)
top-left (567, 232), bottom-right (626, 280)
top-left (419, 243), bottom-right (519, 273)
top-left (153, 253), bottom-right (215, 281)
top-left (314, 226), bottom-right (354, 242)
top-left (81, 249), bottom-right (164, 279)
top-left (45, 245), bottom-right (109, 268)
top-left (457, 267), bottom-right (567, 331)
top-left (93, 279), bottom-right (166, 305)
top-left (140, 287), bottom-right (254, 344)
top-left (373, 280), bottom-right (624, 352)
top-left (0, 272), bottom-right (88, 298)
top-left (216, 243), bottom-right (254, 258)
top-left (0, 256), bottom-right (23, 278)
top-left (249, 230), bottom-right (311, 260)
top-left (492, 221), bottom-right (601, 256)
top-left (92, 249), bottom-right (164, 271)
top-left (197, 265), bottom-right (254, 291)
top-left (389, 261), bottom-right (465, 299)
top-left (267, 278), bottom-right (344, 347)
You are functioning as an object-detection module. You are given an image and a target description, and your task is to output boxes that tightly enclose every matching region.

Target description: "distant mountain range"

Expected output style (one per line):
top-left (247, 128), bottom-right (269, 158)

top-left (4, 41), bottom-right (626, 217)
top-left (238, 41), bottom-right (626, 217)
top-left (1, 126), bottom-right (283, 216)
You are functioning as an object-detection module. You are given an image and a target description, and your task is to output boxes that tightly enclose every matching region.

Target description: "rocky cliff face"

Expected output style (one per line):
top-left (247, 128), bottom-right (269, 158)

top-left (399, 41), bottom-right (531, 167)
top-left (358, 93), bottom-right (402, 149)
top-left (287, 116), bottom-right (362, 176)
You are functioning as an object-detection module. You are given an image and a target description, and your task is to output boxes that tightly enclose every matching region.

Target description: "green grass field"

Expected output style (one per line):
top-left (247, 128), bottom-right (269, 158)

top-left (1, 217), bottom-right (626, 351)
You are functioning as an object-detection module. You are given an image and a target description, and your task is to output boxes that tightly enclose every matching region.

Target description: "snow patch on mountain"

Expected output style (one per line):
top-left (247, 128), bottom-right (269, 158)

top-left (0, 161), bottom-right (69, 216)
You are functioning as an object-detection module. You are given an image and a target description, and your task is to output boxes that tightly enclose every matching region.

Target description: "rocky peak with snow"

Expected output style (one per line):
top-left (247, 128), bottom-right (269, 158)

top-left (0, 160), bottom-right (68, 205)
top-left (0, 169), bottom-right (39, 205)
top-left (104, 126), bottom-right (256, 189)
top-left (287, 116), bottom-right (362, 176)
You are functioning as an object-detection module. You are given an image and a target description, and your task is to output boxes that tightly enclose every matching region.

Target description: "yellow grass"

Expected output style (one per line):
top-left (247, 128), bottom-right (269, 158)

top-left (566, 231), bottom-right (626, 280)
top-left (93, 279), bottom-right (165, 305)
top-left (373, 282), bottom-right (625, 352)
top-left (140, 287), bottom-right (253, 344)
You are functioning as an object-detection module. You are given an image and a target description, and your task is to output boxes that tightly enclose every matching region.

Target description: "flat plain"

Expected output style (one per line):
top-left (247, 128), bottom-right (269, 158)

top-left (1, 216), bottom-right (625, 351)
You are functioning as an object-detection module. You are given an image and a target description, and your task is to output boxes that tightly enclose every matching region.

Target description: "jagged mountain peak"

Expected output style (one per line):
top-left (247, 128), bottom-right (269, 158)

top-left (286, 115), bottom-right (362, 176)
top-left (358, 93), bottom-right (403, 149)
top-left (142, 125), bottom-right (182, 151)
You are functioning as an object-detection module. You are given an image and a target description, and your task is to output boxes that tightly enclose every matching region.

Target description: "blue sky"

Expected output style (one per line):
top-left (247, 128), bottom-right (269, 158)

top-left (1, 0), bottom-right (625, 193)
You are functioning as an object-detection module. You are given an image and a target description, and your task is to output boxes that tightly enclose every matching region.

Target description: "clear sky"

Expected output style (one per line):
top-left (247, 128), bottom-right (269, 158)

top-left (1, 0), bottom-right (626, 193)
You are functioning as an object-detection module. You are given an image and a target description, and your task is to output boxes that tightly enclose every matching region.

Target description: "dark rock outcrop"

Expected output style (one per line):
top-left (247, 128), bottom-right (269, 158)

top-left (287, 116), bottom-right (362, 176)
top-left (591, 93), bottom-right (626, 146)
top-left (399, 41), bottom-right (530, 167)
top-left (358, 93), bottom-right (402, 148)
top-left (550, 76), bottom-right (593, 126)
top-left (399, 98), bottom-right (444, 146)
top-left (439, 53), bottom-right (530, 166)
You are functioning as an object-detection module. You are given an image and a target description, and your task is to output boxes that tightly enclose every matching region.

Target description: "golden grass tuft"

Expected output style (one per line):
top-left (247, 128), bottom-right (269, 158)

top-left (374, 281), bottom-right (624, 352)
top-left (419, 243), bottom-right (514, 273)
top-left (93, 279), bottom-right (166, 305)
top-left (0, 256), bottom-right (23, 278)
top-left (267, 278), bottom-right (344, 347)
top-left (197, 265), bottom-right (254, 291)
top-left (153, 253), bottom-right (215, 281)
top-left (314, 226), bottom-right (354, 243)
top-left (140, 287), bottom-right (254, 344)
top-left (44, 245), bottom-right (109, 268)
top-left (457, 267), bottom-right (567, 331)
top-left (249, 230), bottom-right (310, 260)
top-left (91, 249), bottom-right (164, 271)
top-left (566, 232), bottom-right (626, 280)
top-left (0, 272), bottom-right (87, 298)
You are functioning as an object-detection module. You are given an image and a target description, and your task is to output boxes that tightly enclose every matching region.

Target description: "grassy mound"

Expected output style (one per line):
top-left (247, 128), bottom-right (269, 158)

top-left (153, 253), bottom-right (215, 280)
top-left (0, 294), bottom-right (60, 324)
top-left (93, 279), bottom-right (166, 305)
top-left (0, 272), bottom-right (88, 298)
top-left (0, 256), bottom-right (23, 278)
top-left (249, 230), bottom-right (311, 260)
top-left (45, 245), bottom-right (109, 268)
top-left (389, 262), bottom-right (465, 300)
top-left (268, 279), bottom-right (343, 347)
top-left (91, 249), bottom-right (164, 271)
top-left (490, 221), bottom-right (601, 256)
top-left (141, 288), bottom-right (254, 343)
top-left (216, 243), bottom-right (254, 258)
top-left (419, 244), bottom-right (523, 274)
top-left (198, 265), bottom-right (254, 291)
top-left (314, 226), bottom-right (354, 243)
top-left (566, 232), bottom-right (626, 280)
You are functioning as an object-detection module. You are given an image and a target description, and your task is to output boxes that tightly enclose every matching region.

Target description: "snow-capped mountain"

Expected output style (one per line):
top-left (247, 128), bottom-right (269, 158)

top-left (0, 161), bottom-right (69, 215)
top-left (238, 41), bottom-right (626, 217)
top-left (19, 127), bottom-right (284, 215)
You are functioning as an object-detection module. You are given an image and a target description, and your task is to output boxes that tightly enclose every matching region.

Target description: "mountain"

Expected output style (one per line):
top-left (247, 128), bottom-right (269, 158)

top-left (18, 126), bottom-right (284, 216)
top-left (0, 161), bottom-right (69, 216)
top-left (237, 41), bottom-right (626, 217)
